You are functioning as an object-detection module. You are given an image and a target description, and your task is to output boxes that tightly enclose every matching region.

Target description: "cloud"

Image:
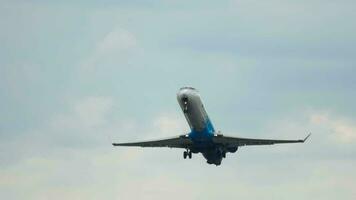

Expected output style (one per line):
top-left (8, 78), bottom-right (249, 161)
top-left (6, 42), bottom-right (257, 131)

top-left (2, 101), bottom-right (356, 199)
top-left (97, 28), bottom-right (138, 55)
top-left (0, 106), bottom-right (195, 199)
top-left (150, 113), bottom-right (188, 138)
top-left (1, 1), bottom-right (356, 199)
top-left (56, 96), bottom-right (114, 128)
top-left (175, 0), bottom-right (356, 60)
top-left (0, 96), bottom-right (116, 166)
top-left (80, 28), bottom-right (141, 71)
top-left (310, 112), bottom-right (356, 143)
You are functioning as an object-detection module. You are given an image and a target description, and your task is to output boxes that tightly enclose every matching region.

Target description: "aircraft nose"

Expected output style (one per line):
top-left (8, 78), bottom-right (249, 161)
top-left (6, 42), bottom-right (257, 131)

top-left (177, 88), bottom-right (185, 96)
top-left (177, 91), bottom-right (186, 102)
top-left (177, 87), bottom-right (197, 96)
top-left (177, 88), bottom-right (188, 101)
top-left (177, 88), bottom-right (191, 99)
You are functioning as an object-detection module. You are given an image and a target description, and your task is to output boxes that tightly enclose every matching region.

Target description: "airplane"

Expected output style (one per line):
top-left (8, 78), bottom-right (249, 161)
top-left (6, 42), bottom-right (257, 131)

top-left (113, 87), bottom-right (310, 166)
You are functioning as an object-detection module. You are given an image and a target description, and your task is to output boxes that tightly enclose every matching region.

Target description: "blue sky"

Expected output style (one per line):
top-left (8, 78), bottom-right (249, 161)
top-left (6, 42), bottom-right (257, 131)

top-left (1, 0), bottom-right (356, 199)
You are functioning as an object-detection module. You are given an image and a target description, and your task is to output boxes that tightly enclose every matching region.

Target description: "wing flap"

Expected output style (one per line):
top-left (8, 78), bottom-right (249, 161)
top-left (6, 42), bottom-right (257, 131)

top-left (112, 135), bottom-right (193, 148)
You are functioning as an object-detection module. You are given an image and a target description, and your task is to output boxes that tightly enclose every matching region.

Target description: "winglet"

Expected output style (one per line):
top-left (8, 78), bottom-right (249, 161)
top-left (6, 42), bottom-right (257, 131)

top-left (303, 133), bottom-right (311, 142)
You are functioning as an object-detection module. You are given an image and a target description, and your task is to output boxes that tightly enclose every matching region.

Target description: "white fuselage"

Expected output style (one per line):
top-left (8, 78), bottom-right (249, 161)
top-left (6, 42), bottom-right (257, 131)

top-left (176, 87), bottom-right (213, 133)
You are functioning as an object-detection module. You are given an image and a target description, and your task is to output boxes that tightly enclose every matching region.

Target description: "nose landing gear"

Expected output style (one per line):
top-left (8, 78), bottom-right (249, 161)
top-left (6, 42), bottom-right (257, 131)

top-left (183, 104), bottom-right (188, 113)
top-left (182, 97), bottom-right (188, 113)
top-left (183, 149), bottom-right (192, 159)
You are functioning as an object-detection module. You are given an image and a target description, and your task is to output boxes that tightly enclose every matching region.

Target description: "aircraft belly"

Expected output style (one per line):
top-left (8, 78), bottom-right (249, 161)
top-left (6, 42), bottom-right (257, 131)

top-left (202, 148), bottom-right (223, 166)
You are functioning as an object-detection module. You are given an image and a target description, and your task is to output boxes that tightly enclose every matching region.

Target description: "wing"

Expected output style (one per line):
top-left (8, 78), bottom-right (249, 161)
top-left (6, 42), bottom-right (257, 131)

top-left (212, 133), bottom-right (311, 147)
top-left (112, 135), bottom-right (193, 148)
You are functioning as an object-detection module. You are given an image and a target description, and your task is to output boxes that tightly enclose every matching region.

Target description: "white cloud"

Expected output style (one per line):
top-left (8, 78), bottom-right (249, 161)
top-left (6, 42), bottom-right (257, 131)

top-left (73, 96), bottom-right (114, 127)
top-left (97, 28), bottom-right (138, 55)
top-left (260, 111), bottom-right (356, 145)
top-left (0, 108), bottom-right (196, 200)
top-left (151, 113), bottom-right (188, 138)
top-left (310, 112), bottom-right (356, 143)
top-left (2, 103), bottom-right (356, 200)
top-left (50, 96), bottom-right (114, 133)
top-left (310, 112), bottom-right (329, 124)
top-left (1, 96), bottom-right (116, 163)
top-left (2, 1), bottom-right (356, 199)
top-left (80, 28), bottom-right (141, 71)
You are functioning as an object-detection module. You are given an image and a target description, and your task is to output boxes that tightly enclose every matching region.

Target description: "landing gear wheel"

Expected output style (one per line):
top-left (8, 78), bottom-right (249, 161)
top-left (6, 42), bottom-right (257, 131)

top-left (184, 150), bottom-right (192, 159)
top-left (222, 151), bottom-right (226, 158)
top-left (183, 151), bottom-right (188, 159)
top-left (183, 105), bottom-right (188, 113)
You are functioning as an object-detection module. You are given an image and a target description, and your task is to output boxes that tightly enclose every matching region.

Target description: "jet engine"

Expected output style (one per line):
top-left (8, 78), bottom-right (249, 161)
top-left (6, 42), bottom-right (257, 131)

top-left (227, 146), bottom-right (238, 153)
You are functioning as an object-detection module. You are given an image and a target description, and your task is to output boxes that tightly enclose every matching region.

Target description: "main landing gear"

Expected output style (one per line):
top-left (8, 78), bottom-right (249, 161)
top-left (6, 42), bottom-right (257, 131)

top-left (222, 151), bottom-right (226, 158)
top-left (183, 149), bottom-right (192, 159)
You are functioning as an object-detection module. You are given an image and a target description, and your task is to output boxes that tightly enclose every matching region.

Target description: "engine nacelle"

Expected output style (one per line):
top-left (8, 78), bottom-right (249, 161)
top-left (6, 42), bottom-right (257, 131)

top-left (227, 146), bottom-right (238, 153)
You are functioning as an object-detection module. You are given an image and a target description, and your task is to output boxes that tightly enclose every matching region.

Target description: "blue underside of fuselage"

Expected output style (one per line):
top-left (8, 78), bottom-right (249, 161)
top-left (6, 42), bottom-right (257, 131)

top-left (188, 119), bottom-right (224, 165)
top-left (188, 118), bottom-right (216, 149)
